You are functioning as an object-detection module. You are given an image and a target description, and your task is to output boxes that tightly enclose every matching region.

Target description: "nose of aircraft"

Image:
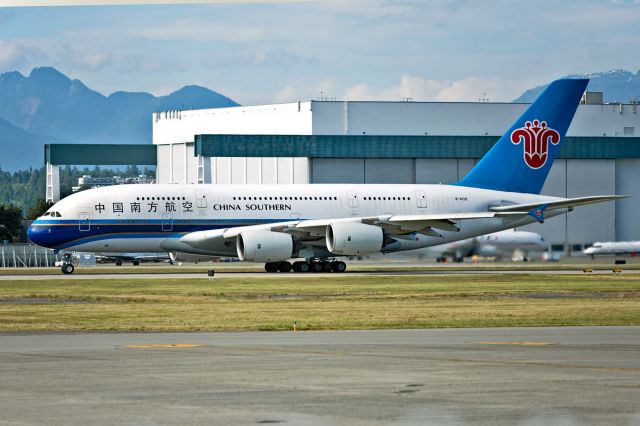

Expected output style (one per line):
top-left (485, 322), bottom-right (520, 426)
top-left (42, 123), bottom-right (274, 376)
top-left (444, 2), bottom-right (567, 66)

top-left (28, 219), bottom-right (55, 249)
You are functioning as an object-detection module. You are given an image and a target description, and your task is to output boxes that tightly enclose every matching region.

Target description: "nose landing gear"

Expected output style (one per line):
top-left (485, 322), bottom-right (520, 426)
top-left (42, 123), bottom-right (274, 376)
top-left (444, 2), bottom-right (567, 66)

top-left (60, 253), bottom-right (74, 274)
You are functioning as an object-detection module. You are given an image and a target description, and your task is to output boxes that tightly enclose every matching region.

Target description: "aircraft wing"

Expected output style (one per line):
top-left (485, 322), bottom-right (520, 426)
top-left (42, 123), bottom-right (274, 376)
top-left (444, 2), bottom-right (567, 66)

top-left (177, 195), bottom-right (626, 253)
top-left (489, 195), bottom-right (627, 213)
top-left (179, 212), bottom-right (511, 252)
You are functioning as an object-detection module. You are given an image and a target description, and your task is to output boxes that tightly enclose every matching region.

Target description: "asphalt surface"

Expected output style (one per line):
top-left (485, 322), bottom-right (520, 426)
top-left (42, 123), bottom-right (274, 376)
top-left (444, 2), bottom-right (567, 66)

top-left (1, 327), bottom-right (639, 425)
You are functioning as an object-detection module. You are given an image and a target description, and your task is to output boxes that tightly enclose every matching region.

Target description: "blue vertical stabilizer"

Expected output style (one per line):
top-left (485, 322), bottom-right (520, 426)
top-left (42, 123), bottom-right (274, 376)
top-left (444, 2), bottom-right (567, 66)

top-left (456, 78), bottom-right (588, 194)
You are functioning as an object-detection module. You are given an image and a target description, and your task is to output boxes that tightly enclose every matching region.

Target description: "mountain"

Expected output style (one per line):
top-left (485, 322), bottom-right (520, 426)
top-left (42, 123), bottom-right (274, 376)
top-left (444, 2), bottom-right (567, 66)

top-left (0, 116), bottom-right (58, 171)
top-left (0, 67), bottom-right (239, 171)
top-left (514, 69), bottom-right (640, 103)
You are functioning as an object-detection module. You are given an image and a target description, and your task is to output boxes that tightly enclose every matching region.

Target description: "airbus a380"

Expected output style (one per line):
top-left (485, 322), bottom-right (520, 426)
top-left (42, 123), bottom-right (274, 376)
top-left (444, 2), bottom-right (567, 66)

top-left (28, 78), bottom-right (625, 274)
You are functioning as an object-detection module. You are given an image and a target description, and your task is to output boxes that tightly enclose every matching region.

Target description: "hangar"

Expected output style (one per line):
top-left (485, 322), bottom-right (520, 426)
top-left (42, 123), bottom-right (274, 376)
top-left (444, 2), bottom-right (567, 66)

top-left (151, 94), bottom-right (640, 252)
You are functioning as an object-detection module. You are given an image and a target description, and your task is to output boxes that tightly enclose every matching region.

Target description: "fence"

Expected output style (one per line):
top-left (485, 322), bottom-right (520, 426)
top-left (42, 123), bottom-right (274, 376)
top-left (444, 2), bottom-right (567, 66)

top-left (0, 244), bottom-right (62, 268)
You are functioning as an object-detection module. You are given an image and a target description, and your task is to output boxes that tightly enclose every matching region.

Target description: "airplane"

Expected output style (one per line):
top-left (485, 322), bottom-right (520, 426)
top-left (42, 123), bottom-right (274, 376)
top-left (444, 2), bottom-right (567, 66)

top-left (425, 229), bottom-right (548, 262)
top-left (583, 241), bottom-right (640, 258)
top-left (28, 78), bottom-right (625, 274)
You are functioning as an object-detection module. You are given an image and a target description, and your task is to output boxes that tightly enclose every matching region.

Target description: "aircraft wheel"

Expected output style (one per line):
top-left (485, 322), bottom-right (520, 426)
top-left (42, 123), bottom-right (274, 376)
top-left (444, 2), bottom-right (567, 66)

top-left (332, 261), bottom-right (347, 273)
top-left (310, 262), bottom-right (323, 273)
top-left (265, 262), bottom-right (279, 273)
top-left (132, 260), bottom-right (140, 266)
top-left (61, 263), bottom-right (74, 275)
top-left (115, 260), bottom-right (123, 266)
top-left (321, 262), bottom-right (333, 272)
top-left (278, 261), bottom-right (292, 273)
top-left (298, 262), bottom-right (310, 273)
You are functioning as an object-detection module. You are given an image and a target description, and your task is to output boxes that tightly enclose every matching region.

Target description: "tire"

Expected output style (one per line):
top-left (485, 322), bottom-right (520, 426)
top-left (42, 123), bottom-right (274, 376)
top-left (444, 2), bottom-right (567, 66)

top-left (311, 262), bottom-right (323, 273)
top-left (278, 261), bottom-right (292, 273)
top-left (132, 260), bottom-right (140, 266)
top-left (265, 262), bottom-right (279, 273)
top-left (332, 261), bottom-right (347, 273)
top-left (61, 264), bottom-right (74, 275)
top-left (321, 262), bottom-right (333, 272)
top-left (115, 260), bottom-right (122, 266)
top-left (298, 262), bottom-right (310, 273)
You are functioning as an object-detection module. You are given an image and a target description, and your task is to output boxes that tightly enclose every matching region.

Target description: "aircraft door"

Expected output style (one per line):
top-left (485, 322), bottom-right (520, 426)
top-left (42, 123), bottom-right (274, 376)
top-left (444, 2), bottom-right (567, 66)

top-left (347, 190), bottom-right (359, 208)
top-left (195, 190), bottom-right (207, 208)
top-left (415, 190), bottom-right (428, 208)
top-left (162, 214), bottom-right (173, 232)
top-left (79, 213), bottom-right (90, 231)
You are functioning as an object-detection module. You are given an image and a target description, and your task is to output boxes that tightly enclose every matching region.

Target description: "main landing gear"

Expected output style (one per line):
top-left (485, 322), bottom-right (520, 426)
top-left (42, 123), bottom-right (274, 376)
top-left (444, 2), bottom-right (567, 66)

top-left (264, 260), bottom-right (347, 273)
top-left (61, 253), bottom-right (74, 275)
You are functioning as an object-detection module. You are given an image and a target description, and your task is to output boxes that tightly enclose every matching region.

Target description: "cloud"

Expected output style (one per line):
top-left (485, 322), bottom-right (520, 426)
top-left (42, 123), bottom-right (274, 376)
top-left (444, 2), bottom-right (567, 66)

top-left (202, 48), bottom-right (315, 71)
top-left (344, 74), bottom-right (534, 102)
top-left (135, 19), bottom-right (266, 43)
top-left (0, 42), bottom-right (26, 68)
top-left (274, 85), bottom-right (297, 103)
top-left (119, 53), bottom-right (190, 74)
top-left (0, 39), bottom-right (112, 73)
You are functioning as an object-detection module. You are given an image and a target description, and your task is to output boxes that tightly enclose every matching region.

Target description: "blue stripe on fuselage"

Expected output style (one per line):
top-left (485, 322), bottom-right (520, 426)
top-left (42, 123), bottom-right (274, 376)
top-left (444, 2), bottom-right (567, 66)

top-left (27, 218), bottom-right (290, 250)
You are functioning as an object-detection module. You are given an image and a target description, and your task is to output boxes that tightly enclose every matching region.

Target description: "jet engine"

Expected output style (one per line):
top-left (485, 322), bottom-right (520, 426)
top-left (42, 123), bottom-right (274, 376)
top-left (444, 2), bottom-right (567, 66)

top-left (326, 222), bottom-right (383, 255)
top-left (236, 231), bottom-right (294, 262)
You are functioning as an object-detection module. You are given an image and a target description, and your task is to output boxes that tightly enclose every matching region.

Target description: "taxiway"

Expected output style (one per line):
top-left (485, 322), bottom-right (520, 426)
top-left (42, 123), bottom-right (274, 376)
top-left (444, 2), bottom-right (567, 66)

top-left (0, 327), bottom-right (638, 425)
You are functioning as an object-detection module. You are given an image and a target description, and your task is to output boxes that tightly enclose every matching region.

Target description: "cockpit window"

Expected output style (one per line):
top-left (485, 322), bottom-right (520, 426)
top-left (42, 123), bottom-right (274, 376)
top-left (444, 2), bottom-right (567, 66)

top-left (55, 212), bottom-right (62, 217)
top-left (43, 212), bottom-right (50, 216)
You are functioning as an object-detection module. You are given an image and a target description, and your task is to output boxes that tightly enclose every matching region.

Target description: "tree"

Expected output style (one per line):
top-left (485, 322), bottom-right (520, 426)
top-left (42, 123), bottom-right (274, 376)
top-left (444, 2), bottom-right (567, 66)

top-left (126, 164), bottom-right (140, 176)
top-left (26, 199), bottom-right (53, 220)
top-left (0, 204), bottom-right (23, 242)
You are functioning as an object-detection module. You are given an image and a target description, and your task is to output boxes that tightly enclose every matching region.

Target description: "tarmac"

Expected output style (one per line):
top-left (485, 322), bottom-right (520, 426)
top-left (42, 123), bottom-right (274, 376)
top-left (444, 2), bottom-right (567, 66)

top-left (1, 327), bottom-right (639, 425)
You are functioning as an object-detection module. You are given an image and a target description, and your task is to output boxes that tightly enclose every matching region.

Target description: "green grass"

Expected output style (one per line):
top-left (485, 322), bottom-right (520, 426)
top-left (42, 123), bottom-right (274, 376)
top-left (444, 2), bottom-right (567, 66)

top-left (0, 274), bottom-right (639, 331)
top-left (1, 261), bottom-right (639, 275)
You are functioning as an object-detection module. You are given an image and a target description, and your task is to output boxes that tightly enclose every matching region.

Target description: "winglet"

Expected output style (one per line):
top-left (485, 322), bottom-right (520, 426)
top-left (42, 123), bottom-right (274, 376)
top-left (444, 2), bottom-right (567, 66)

top-left (528, 204), bottom-right (548, 224)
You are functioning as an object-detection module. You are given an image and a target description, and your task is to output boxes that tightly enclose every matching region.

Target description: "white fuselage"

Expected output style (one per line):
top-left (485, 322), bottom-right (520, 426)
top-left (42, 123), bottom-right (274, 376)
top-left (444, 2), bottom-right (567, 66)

top-left (584, 241), bottom-right (640, 256)
top-left (422, 230), bottom-right (548, 259)
top-left (28, 183), bottom-right (563, 257)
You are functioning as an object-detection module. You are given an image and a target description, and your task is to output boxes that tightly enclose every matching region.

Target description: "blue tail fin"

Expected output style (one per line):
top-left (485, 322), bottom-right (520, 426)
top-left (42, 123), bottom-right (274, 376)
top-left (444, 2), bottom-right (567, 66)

top-left (456, 78), bottom-right (588, 194)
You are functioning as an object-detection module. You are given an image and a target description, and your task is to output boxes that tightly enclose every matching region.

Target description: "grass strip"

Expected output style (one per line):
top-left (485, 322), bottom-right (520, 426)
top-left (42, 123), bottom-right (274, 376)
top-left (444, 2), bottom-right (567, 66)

top-left (0, 274), bottom-right (639, 331)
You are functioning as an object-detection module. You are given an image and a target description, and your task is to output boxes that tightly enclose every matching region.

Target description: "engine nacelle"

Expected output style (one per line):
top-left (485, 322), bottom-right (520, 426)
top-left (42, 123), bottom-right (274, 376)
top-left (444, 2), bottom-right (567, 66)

top-left (326, 222), bottom-right (383, 255)
top-left (236, 231), bottom-right (293, 262)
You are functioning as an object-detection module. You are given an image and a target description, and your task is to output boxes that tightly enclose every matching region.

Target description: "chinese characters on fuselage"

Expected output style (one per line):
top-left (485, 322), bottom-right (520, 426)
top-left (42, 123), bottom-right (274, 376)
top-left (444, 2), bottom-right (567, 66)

top-left (95, 200), bottom-right (195, 214)
top-left (94, 201), bottom-right (292, 214)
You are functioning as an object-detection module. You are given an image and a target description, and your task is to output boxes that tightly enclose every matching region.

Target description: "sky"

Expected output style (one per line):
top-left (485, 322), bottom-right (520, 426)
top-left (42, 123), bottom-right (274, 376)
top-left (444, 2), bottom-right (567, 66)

top-left (0, 0), bottom-right (639, 105)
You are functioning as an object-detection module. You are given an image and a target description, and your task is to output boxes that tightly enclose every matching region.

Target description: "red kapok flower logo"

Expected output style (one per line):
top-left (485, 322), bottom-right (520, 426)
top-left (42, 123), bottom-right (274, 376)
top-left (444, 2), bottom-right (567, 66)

top-left (510, 120), bottom-right (560, 169)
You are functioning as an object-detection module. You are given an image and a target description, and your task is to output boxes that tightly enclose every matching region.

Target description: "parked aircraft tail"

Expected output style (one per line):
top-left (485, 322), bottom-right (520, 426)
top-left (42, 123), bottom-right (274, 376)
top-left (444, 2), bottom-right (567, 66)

top-left (456, 78), bottom-right (588, 194)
